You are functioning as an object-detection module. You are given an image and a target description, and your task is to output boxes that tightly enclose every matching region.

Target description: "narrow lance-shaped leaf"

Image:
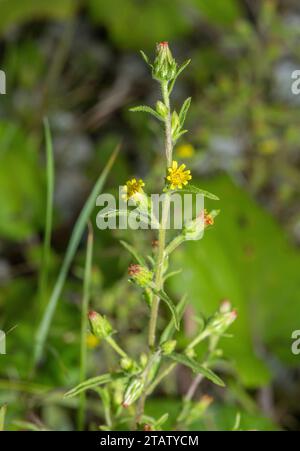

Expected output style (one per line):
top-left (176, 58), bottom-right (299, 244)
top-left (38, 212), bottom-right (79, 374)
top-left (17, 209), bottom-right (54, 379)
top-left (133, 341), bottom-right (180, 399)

top-left (160, 294), bottom-right (187, 344)
top-left (179, 97), bottom-right (191, 127)
top-left (140, 50), bottom-right (152, 67)
top-left (169, 59), bottom-right (191, 94)
top-left (151, 287), bottom-right (180, 330)
top-left (65, 373), bottom-right (125, 398)
top-left (120, 240), bottom-right (146, 266)
top-left (129, 105), bottom-right (163, 122)
top-left (166, 352), bottom-right (225, 387)
top-left (33, 144), bottom-right (120, 366)
top-left (98, 209), bottom-right (154, 229)
top-left (178, 184), bottom-right (219, 200)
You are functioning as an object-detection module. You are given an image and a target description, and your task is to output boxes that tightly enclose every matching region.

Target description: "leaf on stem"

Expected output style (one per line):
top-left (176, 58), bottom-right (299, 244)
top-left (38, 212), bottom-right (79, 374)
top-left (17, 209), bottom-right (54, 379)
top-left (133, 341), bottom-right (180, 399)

top-left (179, 97), bottom-right (191, 127)
top-left (177, 185), bottom-right (219, 200)
top-left (168, 59), bottom-right (191, 94)
top-left (151, 287), bottom-right (180, 330)
top-left (160, 294), bottom-right (187, 344)
top-left (166, 352), bottom-right (225, 387)
top-left (129, 105), bottom-right (164, 122)
top-left (64, 373), bottom-right (125, 398)
top-left (120, 240), bottom-right (146, 266)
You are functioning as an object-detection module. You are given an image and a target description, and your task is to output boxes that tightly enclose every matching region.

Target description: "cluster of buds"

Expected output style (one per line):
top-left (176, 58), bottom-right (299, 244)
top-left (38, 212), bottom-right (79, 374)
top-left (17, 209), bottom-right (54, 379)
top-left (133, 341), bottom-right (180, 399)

top-left (88, 310), bottom-right (113, 340)
top-left (128, 264), bottom-right (153, 288)
top-left (183, 209), bottom-right (216, 241)
top-left (161, 339), bottom-right (177, 355)
top-left (152, 42), bottom-right (177, 82)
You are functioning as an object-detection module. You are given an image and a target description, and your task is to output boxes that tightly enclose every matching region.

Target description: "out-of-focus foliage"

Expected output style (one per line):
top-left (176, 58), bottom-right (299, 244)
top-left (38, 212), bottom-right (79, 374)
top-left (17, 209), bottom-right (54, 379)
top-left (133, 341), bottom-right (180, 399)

top-left (0, 0), bottom-right (300, 431)
top-left (172, 176), bottom-right (300, 387)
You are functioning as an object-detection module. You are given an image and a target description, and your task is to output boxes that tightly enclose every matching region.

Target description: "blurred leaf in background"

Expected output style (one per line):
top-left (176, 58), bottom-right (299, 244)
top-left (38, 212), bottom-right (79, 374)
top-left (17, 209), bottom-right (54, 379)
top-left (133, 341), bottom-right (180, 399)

top-left (171, 176), bottom-right (300, 387)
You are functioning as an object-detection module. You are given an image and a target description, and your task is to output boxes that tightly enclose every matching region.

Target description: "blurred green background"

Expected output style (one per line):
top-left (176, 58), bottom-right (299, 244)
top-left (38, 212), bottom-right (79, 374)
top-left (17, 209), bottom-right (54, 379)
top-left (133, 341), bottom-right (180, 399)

top-left (0, 0), bottom-right (300, 431)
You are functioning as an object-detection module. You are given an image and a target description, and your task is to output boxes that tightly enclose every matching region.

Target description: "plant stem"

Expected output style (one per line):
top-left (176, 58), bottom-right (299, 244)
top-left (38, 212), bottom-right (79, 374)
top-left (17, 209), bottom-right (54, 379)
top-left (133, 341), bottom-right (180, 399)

top-left (137, 80), bottom-right (173, 427)
top-left (106, 337), bottom-right (128, 359)
top-left (78, 223), bottom-right (94, 431)
top-left (148, 81), bottom-right (173, 349)
top-left (146, 362), bottom-right (176, 395)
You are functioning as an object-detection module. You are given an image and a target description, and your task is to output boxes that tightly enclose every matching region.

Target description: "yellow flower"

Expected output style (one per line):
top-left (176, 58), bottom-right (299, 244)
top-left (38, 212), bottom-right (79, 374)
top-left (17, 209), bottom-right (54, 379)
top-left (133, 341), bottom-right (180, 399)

top-left (176, 143), bottom-right (195, 158)
top-left (166, 160), bottom-right (192, 190)
top-left (86, 333), bottom-right (100, 349)
top-left (258, 139), bottom-right (278, 155)
top-left (122, 178), bottom-right (145, 201)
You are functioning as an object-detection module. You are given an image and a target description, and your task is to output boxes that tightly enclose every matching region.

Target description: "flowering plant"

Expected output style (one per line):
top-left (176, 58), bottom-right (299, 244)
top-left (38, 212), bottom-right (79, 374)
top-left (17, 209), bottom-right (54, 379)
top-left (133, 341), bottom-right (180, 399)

top-left (65, 43), bottom-right (237, 431)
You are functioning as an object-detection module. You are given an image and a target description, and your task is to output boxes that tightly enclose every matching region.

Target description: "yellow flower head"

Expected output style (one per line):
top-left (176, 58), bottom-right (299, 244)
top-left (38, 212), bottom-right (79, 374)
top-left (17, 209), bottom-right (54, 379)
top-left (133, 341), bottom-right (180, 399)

top-left (122, 178), bottom-right (145, 201)
top-left (86, 333), bottom-right (100, 349)
top-left (176, 143), bottom-right (195, 158)
top-left (166, 160), bottom-right (192, 190)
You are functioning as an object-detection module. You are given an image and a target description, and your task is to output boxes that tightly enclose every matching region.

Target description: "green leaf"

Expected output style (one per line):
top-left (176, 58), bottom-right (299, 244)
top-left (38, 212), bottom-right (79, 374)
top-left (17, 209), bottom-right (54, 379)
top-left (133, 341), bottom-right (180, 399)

top-left (163, 268), bottom-right (182, 283)
top-left (173, 129), bottom-right (188, 142)
top-left (160, 294), bottom-right (187, 344)
top-left (169, 59), bottom-right (191, 94)
top-left (120, 240), bottom-right (146, 266)
top-left (98, 209), bottom-right (154, 228)
top-left (166, 353), bottom-right (225, 387)
top-left (151, 288), bottom-right (180, 330)
top-left (65, 373), bottom-right (124, 398)
top-left (179, 97), bottom-right (191, 127)
top-left (140, 50), bottom-right (151, 66)
top-left (129, 105), bottom-right (163, 122)
top-left (179, 184), bottom-right (219, 200)
top-left (33, 144), bottom-right (119, 366)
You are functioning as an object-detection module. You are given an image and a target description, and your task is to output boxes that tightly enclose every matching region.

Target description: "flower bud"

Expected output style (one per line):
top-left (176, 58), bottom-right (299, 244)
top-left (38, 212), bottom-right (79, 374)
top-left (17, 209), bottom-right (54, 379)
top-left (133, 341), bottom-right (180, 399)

top-left (88, 311), bottom-right (113, 340)
top-left (206, 307), bottom-right (237, 336)
top-left (122, 377), bottom-right (144, 408)
top-left (128, 264), bottom-right (153, 288)
top-left (219, 299), bottom-right (231, 313)
top-left (183, 210), bottom-right (216, 241)
top-left (120, 357), bottom-right (134, 372)
top-left (152, 42), bottom-right (177, 82)
top-left (185, 348), bottom-right (196, 359)
top-left (156, 100), bottom-right (168, 118)
top-left (161, 340), bottom-right (177, 355)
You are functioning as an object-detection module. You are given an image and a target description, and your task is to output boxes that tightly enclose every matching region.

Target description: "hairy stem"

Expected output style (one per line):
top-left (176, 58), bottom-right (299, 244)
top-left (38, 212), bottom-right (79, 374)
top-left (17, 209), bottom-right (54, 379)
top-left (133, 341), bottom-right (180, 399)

top-left (137, 80), bottom-right (173, 427)
top-left (148, 81), bottom-right (173, 350)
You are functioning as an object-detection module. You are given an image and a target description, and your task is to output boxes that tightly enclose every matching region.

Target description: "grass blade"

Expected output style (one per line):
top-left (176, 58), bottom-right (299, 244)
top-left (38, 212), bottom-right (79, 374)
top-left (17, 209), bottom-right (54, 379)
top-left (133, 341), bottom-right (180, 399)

top-left (38, 118), bottom-right (54, 312)
top-left (0, 404), bottom-right (7, 431)
top-left (33, 144), bottom-right (120, 366)
top-left (78, 223), bottom-right (94, 431)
